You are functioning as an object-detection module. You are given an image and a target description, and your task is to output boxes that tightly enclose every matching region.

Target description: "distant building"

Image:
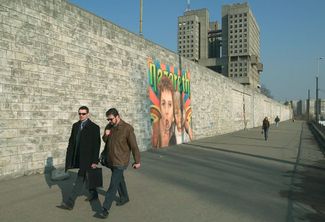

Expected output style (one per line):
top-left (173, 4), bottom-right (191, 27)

top-left (204, 21), bottom-right (223, 73)
top-left (296, 100), bottom-right (309, 118)
top-left (309, 99), bottom-right (316, 119)
top-left (222, 3), bottom-right (263, 89)
top-left (318, 99), bottom-right (325, 120)
top-left (178, 9), bottom-right (224, 73)
top-left (177, 2), bottom-right (263, 90)
top-left (177, 9), bottom-right (209, 62)
top-left (291, 100), bottom-right (299, 117)
top-left (291, 99), bottom-right (324, 120)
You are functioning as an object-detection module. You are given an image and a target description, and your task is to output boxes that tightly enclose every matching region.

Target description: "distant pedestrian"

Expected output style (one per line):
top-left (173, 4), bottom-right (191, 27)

top-left (58, 106), bottom-right (101, 211)
top-left (262, 117), bottom-right (270, 141)
top-left (274, 116), bottom-right (280, 127)
top-left (99, 108), bottom-right (141, 219)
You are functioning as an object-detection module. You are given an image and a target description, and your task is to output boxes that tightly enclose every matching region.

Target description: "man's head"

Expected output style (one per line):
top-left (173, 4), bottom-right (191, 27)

top-left (106, 108), bottom-right (120, 127)
top-left (78, 106), bottom-right (89, 121)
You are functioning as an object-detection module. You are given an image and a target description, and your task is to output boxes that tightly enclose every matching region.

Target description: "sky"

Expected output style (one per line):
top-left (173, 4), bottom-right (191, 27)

top-left (68, 0), bottom-right (325, 102)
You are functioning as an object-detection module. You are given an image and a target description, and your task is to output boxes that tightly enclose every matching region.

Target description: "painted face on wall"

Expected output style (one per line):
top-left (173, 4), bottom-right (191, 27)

top-left (174, 103), bottom-right (182, 130)
top-left (160, 90), bottom-right (174, 132)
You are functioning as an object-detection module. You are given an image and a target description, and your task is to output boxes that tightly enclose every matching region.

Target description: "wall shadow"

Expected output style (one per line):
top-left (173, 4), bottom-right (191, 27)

top-left (280, 159), bottom-right (325, 222)
top-left (146, 141), bottom-right (325, 221)
top-left (184, 143), bottom-right (325, 171)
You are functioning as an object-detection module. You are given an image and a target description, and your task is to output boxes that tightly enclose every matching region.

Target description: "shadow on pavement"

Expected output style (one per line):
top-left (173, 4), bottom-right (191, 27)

top-left (185, 142), bottom-right (325, 171)
top-left (280, 159), bottom-right (325, 222)
top-left (43, 157), bottom-right (104, 213)
top-left (142, 145), bottom-right (288, 218)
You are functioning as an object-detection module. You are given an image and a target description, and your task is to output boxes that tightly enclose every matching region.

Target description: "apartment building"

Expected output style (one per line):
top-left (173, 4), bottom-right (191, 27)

top-left (177, 9), bottom-right (209, 62)
top-left (222, 3), bottom-right (263, 88)
top-left (177, 2), bottom-right (263, 89)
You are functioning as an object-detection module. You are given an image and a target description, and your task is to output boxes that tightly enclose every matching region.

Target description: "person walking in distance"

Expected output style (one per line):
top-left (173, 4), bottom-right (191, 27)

top-left (262, 117), bottom-right (270, 141)
top-left (58, 106), bottom-right (101, 210)
top-left (274, 115), bottom-right (280, 127)
top-left (99, 108), bottom-right (141, 219)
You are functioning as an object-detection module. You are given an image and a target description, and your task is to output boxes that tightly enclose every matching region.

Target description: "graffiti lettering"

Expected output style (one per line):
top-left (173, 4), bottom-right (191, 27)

top-left (148, 60), bottom-right (190, 96)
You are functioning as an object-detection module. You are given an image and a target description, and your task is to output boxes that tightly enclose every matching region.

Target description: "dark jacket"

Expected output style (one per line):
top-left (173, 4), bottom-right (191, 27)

top-left (104, 119), bottom-right (141, 167)
top-left (262, 119), bottom-right (270, 129)
top-left (100, 124), bottom-right (112, 167)
top-left (65, 119), bottom-right (101, 176)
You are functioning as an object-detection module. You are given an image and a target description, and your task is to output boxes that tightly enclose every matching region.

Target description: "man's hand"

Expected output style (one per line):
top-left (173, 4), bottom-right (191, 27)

top-left (91, 163), bottom-right (97, 169)
top-left (105, 129), bottom-right (111, 136)
top-left (132, 163), bottom-right (141, 169)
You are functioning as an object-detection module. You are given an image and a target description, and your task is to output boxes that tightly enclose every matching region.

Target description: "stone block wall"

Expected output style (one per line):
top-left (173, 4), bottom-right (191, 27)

top-left (0, 0), bottom-right (292, 179)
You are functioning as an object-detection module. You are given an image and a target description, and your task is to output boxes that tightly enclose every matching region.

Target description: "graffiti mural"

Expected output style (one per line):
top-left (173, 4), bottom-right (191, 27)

top-left (148, 58), bottom-right (193, 148)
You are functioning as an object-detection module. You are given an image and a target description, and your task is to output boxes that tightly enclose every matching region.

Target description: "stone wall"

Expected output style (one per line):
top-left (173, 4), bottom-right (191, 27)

top-left (0, 0), bottom-right (292, 179)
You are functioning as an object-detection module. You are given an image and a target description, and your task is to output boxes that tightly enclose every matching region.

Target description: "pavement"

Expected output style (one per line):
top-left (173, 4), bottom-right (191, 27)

top-left (0, 120), bottom-right (325, 222)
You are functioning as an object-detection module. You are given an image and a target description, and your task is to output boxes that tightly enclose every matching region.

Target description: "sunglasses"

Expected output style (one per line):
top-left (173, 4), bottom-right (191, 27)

top-left (78, 113), bottom-right (87, 116)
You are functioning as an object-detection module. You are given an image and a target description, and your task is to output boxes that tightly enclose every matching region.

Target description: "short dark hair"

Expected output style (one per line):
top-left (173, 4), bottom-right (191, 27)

top-left (158, 75), bottom-right (174, 101)
top-left (106, 108), bottom-right (119, 117)
top-left (79, 106), bottom-right (89, 113)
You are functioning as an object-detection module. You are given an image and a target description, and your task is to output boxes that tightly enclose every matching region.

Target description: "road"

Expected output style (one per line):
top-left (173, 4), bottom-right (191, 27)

top-left (0, 120), bottom-right (324, 221)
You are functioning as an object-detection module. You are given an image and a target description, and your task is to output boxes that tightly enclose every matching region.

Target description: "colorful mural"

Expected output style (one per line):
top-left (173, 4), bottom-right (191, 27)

top-left (147, 58), bottom-right (193, 148)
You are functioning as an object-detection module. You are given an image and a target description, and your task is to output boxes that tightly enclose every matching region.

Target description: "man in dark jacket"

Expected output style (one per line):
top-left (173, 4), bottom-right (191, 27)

top-left (275, 115), bottom-right (280, 127)
top-left (58, 106), bottom-right (101, 210)
top-left (99, 108), bottom-right (141, 219)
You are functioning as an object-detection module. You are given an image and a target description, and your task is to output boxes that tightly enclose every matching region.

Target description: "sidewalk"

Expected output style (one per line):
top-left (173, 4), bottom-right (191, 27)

top-left (0, 120), bottom-right (324, 222)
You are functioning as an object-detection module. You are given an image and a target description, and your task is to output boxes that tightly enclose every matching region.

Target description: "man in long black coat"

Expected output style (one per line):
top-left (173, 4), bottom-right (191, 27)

top-left (58, 106), bottom-right (101, 210)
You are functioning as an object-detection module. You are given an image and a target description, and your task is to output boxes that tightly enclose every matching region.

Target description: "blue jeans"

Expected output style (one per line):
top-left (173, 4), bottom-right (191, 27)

top-left (263, 128), bottom-right (269, 140)
top-left (102, 166), bottom-right (129, 210)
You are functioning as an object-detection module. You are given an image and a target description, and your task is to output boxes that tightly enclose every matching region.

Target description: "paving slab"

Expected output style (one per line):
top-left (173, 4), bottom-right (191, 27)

top-left (0, 120), bottom-right (324, 222)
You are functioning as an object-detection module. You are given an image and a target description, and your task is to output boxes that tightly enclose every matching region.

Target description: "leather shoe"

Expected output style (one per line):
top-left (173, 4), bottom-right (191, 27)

top-left (98, 208), bottom-right (109, 219)
top-left (85, 195), bottom-right (98, 202)
top-left (57, 202), bottom-right (73, 210)
top-left (116, 198), bottom-right (129, 206)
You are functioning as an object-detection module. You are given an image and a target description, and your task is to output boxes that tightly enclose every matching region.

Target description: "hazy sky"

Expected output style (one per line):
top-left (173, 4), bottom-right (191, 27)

top-left (68, 0), bottom-right (325, 102)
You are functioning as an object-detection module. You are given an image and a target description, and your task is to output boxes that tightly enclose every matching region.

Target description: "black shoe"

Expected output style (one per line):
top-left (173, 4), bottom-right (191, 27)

top-left (85, 195), bottom-right (98, 202)
top-left (98, 208), bottom-right (109, 219)
top-left (57, 202), bottom-right (73, 210)
top-left (116, 198), bottom-right (129, 206)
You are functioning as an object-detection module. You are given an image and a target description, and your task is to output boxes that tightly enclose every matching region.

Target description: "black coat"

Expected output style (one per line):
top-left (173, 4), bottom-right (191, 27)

top-left (65, 119), bottom-right (101, 176)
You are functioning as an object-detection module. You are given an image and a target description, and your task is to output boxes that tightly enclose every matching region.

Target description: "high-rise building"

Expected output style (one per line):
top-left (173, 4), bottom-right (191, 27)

top-left (208, 21), bottom-right (222, 59)
top-left (177, 2), bottom-right (263, 90)
top-left (177, 9), bottom-right (209, 62)
top-left (177, 9), bottom-right (224, 73)
top-left (222, 3), bottom-right (263, 88)
top-left (293, 99), bottom-right (317, 120)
